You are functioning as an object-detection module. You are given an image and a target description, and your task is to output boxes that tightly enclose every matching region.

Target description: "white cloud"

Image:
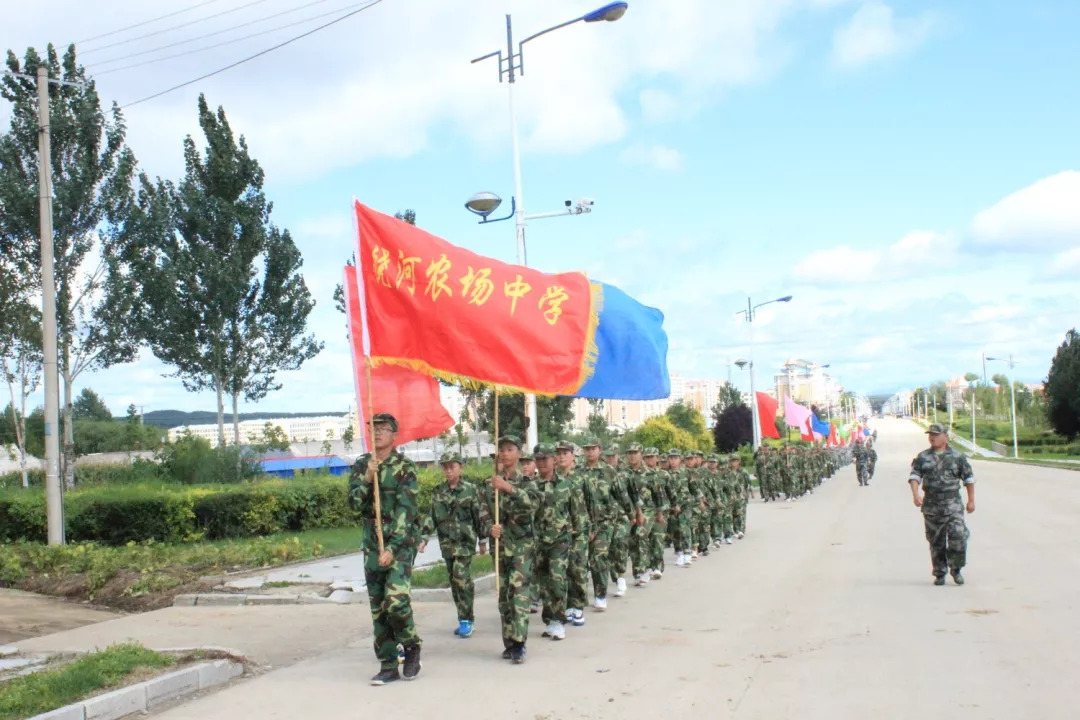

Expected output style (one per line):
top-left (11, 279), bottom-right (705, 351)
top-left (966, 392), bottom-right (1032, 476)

top-left (620, 143), bottom-right (685, 172)
top-left (1046, 247), bottom-right (1080, 279)
top-left (830, 1), bottom-right (935, 69)
top-left (970, 171), bottom-right (1080, 252)
top-left (791, 230), bottom-right (953, 284)
top-left (792, 245), bottom-right (878, 282)
top-left (638, 88), bottom-right (680, 123)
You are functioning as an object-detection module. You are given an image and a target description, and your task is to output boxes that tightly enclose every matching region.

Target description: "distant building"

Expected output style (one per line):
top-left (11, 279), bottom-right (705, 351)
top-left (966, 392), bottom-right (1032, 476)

top-left (568, 373), bottom-right (732, 431)
top-left (168, 414), bottom-right (353, 448)
top-left (774, 359), bottom-right (843, 413)
top-left (257, 455), bottom-right (351, 477)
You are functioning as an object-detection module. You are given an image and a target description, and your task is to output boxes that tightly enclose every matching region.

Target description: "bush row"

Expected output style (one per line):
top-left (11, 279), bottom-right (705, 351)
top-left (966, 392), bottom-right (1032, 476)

top-left (0, 462), bottom-right (494, 546)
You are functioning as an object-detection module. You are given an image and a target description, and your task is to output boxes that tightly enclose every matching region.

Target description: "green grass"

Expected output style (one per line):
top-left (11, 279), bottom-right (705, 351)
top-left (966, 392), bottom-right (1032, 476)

top-left (412, 555), bottom-right (494, 589)
top-left (207, 526), bottom-right (360, 556)
top-left (0, 644), bottom-right (174, 720)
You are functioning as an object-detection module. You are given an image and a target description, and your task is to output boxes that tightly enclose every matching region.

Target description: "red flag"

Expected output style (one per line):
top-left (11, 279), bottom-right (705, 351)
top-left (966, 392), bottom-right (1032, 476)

top-left (355, 202), bottom-right (598, 394)
top-left (345, 265), bottom-right (453, 448)
top-left (829, 423), bottom-right (839, 446)
top-left (801, 416), bottom-right (815, 442)
top-left (756, 392), bottom-right (781, 439)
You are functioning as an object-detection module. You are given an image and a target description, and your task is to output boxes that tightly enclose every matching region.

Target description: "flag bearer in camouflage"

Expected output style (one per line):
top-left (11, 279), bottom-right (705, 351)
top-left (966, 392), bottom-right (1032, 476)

top-left (531, 443), bottom-right (578, 641)
top-left (908, 424), bottom-right (976, 586)
top-left (854, 438), bottom-right (869, 485)
top-left (349, 413), bottom-right (423, 686)
top-left (606, 446), bottom-right (637, 597)
top-left (730, 454), bottom-right (751, 538)
top-left (428, 451), bottom-right (489, 639)
top-left (580, 437), bottom-right (617, 611)
top-left (667, 449), bottom-right (695, 567)
top-left (618, 444), bottom-right (651, 586)
top-left (483, 435), bottom-right (541, 663)
top-left (642, 447), bottom-right (670, 579)
top-left (556, 440), bottom-right (590, 627)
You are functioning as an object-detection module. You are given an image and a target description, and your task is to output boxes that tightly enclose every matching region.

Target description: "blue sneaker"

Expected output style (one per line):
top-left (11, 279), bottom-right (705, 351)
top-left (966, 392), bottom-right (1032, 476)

top-left (457, 620), bottom-right (474, 638)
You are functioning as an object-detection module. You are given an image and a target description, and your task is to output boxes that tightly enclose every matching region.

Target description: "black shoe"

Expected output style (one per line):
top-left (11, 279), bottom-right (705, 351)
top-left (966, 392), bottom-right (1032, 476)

top-left (933, 575), bottom-right (946, 586)
top-left (951, 571), bottom-right (965, 585)
top-left (510, 641), bottom-right (526, 664)
top-left (371, 667), bottom-right (400, 686)
top-left (501, 642), bottom-right (512, 660)
top-left (401, 644), bottom-right (421, 680)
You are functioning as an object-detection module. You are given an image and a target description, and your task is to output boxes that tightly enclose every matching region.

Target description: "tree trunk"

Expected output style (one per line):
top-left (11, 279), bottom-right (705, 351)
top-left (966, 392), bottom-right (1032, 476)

top-left (4, 363), bottom-right (30, 489)
top-left (214, 374), bottom-right (225, 447)
top-left (470, 397), bottom-right (481, 464)
top-left (62, 365), bottom-right (76, 489)
top-left (232, 391), bottom-right (240, 447)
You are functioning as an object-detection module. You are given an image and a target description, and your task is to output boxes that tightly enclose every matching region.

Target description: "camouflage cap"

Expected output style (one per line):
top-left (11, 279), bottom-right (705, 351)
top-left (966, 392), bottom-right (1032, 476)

top-left (667, 449), bottom-right (682, 458)
top-left (581, 435), bottom-right (601, 448)
top-left (555, 439), bottom-right (575, 452)
top-left (604, 446), bottom-right (619, 456)
top-left (532, 442), bottom-right (556, 458)
top-left (498, 434), bottom-right (522, 449)
top-left (371, 413), bottom-right (398, 432)
top-left (627, 442), bottom-right (644, 453)
top-left (438, 451), bottom-right (462, 465)
top-left (706, 454), bottom-right (719, 463)
top-left (520, 452), bottom-right (534, 461)
top-left (925, 423), bottom-right (947, 435)
top-left (692, 450), bottom-right (704, 458)
top-left (643, 446), bottom-right (660, 457)
top-left (729, 453), bottom-right (741, 462)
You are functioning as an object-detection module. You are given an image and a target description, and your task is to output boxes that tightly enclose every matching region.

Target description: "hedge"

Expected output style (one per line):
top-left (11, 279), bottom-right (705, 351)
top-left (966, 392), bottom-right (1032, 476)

top-left (0, 462), bottom-right (495, 546)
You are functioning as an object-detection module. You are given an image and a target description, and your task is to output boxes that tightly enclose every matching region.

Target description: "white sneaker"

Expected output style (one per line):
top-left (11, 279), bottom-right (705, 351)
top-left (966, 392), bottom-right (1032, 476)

top-left (569, 608), bottom-right (585, 626)
top-left (713, 539), bottom-right (723, 549)
top-left (675, 554), bottom-right (686, 567)
top-left (691, 550), bottom-right (699, 560)
top-left (737, 531), bottom-right (745, 539)
top-left (594, 597), bottom-right (608, 612)
top-left (615, 578), bottom-right (627, 596)
top-left (650, 568), bottom-right (663, 579)
top-left (549, 621), bottom-right (565, 640)
top-left (636, 573), bottom-right (650, 586)
top-left (724, 537), bottom-right (733, 545)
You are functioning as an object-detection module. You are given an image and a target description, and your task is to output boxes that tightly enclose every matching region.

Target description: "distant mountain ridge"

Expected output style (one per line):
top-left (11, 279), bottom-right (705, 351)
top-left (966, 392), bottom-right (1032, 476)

top-left (136, 409), bottom-right (346, 429)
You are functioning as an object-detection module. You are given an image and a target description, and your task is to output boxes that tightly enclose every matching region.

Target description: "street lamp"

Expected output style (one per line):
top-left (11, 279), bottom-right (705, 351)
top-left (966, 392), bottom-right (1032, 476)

top-left (986, 355), bottom-right (1019, 458)
top-left (735, 295), bottom-right (793, 451)
top-left (470, 3), bottom-right (629, 451)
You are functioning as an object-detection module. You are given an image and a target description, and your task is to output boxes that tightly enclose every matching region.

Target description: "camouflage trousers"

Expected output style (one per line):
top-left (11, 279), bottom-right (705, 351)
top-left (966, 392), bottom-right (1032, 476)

top-left (567, 533), bottom-right (589, 610)
top-left (589, 525), bottom-right (612, 599)
top-left (535, 535), bottom-right (570, 624)
top-left (648, 519), bottom-right (667, 571)
top-left (923, 504), bottom-right (969, 577)
top-left (364, 554), bottom-right (420, 670)
top-left (609, 519), bottom-right (632, 582)
top-left (711, 505), bottom-right (732, 540)
top-left (695, 508), bottom-right (712, 551)
top-left (629, 522), bottom-right (650, 576)
top-left (497, 545), bottom-right (535, 645)
top-left (443, 552), bottom-right (475, 622)
top-left (734, 500), bottom-right (748, 534)
top-left (669, 510), bottom-right (692, 553)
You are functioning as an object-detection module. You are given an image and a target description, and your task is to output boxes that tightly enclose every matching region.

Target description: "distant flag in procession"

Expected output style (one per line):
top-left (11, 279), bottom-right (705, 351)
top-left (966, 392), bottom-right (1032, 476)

top-left (783, 396), bottom-right (815, 441)
top-left (756, 392), bottom-right (781, 439)
top-left (810, 414), bottom-right (832, 445)
top-left (344, 265), bottom-right (454, 450)
top-left (352, 202), bottom-right (669, 399)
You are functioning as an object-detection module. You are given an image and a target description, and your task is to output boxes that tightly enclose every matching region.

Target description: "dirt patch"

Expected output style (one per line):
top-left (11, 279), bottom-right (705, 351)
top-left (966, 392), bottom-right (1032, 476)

top-left (13, 570), bottom-right (216, 613)
top-left (0, 588), bottom-right (120, 645)
top-left (965, 609), bottom-right (999, 616)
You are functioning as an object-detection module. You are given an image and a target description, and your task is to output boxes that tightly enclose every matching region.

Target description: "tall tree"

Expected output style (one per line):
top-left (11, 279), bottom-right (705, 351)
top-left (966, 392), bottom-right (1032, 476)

top-left (473, 389), bottom-right (572, 444)
top-left (1046, 329), bottom-right (1080, 440)
top-left (712, 382), bottom-right (744, 417)
top-left (713, 404), bottom-right (752, 452)
top-left (72, 387), bottom-right (112, 421)
top-left (1, 45), bottom-right (139, 485)
top-left (118, 95), bottom-right (321, 445)
top-left (665, 400), bottom-right (713, 451)
top-left (0, 301), bottom-right (42, 486)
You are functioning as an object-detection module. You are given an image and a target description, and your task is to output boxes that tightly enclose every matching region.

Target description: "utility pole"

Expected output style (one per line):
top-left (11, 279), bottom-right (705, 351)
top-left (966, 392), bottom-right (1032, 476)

top-left (37, 66), bottom-right (64, 545)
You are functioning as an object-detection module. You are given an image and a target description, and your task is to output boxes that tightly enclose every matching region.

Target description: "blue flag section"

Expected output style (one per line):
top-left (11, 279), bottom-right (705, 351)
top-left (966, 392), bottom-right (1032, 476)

top-left (811, 414), bottom-right (832, 438)
top-left (574, 282), bottom-right (670, 400)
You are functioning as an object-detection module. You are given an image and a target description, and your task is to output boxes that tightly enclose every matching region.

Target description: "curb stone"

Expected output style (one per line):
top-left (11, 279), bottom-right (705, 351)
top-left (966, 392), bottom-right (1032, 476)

top-left (26, 659), bottom-right (244, 720)
top-left (171, 572), bottom-right (497, 607)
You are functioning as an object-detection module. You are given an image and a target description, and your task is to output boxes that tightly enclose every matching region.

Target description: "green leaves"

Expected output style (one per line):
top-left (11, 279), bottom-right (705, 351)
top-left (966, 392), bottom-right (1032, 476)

top-left (1046, 329), bottom-right (1080, 439)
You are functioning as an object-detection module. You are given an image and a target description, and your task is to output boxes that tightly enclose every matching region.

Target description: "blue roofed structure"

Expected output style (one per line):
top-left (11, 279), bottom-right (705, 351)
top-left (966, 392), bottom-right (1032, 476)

top-left (256, 455), bottom-right (351, 477)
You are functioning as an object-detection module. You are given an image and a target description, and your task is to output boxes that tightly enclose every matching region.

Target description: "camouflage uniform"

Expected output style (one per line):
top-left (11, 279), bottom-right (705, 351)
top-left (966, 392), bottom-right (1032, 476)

top-left (730, 459), bottom-right (751, 535)
top-left (717, 461), bottom-right (736, 539)
top-left (909, 441), bottom-right (975, 579)
top-left (854, 441), bottom-right (869, 485)
top-left (620, 444), bottom-right (651, 578)
top-left (667, 450), bottom-right (693, 554)
top-left (607, 450), bottom-right (638, 583)
top-left (482, 452), bottom-right (541, 648)
top-left (867, 441), bottom-right (878, 479)
top-left (429, 452), bottom-right (489, 624)
top-left (349, 443), bottom-right (422, 671)
top-left (557, 441), bottom-right (591, 614)
top-left (532, 443), bottom-right (580, 626)
top-left (642, 448), bottom-right (671, 573)
top-left (579, 445), bottom-right (617, 600)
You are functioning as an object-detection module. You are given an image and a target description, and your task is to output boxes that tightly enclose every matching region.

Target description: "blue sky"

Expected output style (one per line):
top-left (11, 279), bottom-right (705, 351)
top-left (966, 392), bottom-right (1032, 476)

top-left (4, 0), bottom-right (1078, 416)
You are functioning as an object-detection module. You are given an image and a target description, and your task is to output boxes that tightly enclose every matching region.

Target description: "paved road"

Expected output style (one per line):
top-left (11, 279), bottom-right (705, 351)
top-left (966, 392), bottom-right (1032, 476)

top-left (152, 418), bottom-right (1079, 719)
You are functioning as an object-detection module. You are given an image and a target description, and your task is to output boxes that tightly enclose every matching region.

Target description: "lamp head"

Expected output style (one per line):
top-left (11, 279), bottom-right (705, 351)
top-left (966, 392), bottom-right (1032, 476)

top-left (734, 359), bottom-right (749, 369)
top-left (584, 2), bottom-right (628, 22)
top-left (465, 192), bottom-right (502, 218)
top-left (777, 295), bottom-right (793, 303)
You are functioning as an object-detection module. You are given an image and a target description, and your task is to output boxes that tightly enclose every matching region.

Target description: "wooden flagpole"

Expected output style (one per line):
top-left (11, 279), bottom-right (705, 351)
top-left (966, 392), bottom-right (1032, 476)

top-left (364, 357), bottom-right (384, 554)
top-left (493, 387), bottom-right (500, 594)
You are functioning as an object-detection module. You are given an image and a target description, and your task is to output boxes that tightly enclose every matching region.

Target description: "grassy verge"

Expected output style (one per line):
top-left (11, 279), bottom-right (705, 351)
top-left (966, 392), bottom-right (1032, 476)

top-left (0, 527), bottom-right (362, 611)
top-left (972, 456), bottom-right (1080, 472)
top-left (0, 644), bottom-right (174, 720)
top-left (412, 555), bottom-right (495, 589)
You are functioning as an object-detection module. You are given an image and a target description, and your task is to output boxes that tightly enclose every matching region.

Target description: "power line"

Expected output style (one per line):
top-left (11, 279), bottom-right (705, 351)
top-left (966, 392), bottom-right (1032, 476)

top-left (120, 0), bottom-right (386, 109)
top-left (80, 0), bottom-right (275, 55)
top-left (76, 0), bottom-right (228, 44)
top-left (94, 0), bottom-right (368, 76)
top-left (88, 0), bottom-right (339, 69)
